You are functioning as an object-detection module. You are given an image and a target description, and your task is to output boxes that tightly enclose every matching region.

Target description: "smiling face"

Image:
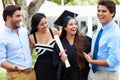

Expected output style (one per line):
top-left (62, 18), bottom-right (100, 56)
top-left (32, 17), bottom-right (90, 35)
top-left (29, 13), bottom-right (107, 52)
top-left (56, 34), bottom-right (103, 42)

top-left (6, 10), bottom-right (22, 29)
top-left (65, 18), bottom-right (78, 35)
top-left (9, 10), bottom-right (22, 28)
top-left (37, 17), bottom-right (48, 33)
top-left (97, 5), bottom-right (114, 26)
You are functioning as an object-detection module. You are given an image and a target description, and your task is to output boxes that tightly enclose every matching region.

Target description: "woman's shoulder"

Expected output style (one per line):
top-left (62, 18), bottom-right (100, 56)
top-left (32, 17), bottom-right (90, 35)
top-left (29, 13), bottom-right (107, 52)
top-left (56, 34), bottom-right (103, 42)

top-left (51, 28), bottom-right (60, 35)
top-left (83, 36), bottom-right (92, 43)
top-left (28, 34), bottom-right (35, 43)
top-left (84, 36), bottom-right (92, 40)
top-left (29, 33), bottom-right (34, 38)
top-left (78, 35), bottom-right (92, 44)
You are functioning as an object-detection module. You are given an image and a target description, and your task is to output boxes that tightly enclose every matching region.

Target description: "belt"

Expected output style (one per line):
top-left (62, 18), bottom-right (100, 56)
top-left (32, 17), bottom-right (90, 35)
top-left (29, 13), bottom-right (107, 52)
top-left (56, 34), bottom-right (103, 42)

top-left (7, 68), bottom-right (33, 73)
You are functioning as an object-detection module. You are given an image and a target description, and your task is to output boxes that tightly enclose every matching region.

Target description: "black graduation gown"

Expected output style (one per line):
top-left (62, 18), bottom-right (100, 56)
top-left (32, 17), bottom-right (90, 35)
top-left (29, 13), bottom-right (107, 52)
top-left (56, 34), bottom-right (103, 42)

top-left (53, 36), bottom-right (91, 80)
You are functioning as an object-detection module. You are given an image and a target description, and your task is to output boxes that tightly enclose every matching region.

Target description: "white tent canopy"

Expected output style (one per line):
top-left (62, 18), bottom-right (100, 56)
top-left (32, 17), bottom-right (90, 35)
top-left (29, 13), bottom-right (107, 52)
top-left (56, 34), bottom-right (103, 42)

top-left (39, 2), bottom-right (120, 18)
top-left (39, 2), bottom-right (120, 37)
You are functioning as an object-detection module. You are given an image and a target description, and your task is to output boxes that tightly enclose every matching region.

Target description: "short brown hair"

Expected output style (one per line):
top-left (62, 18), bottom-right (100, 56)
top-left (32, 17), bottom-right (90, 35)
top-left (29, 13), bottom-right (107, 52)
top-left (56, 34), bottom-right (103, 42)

top-left (3, 5), bottom-right (21, 21)
top-left (97, 0), bottom-right (116, 18)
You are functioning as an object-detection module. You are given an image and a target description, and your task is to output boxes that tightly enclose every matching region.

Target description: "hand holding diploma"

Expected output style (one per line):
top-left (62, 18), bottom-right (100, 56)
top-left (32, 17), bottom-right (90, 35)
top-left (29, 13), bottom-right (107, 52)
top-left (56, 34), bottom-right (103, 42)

top-left (54, 35), bottom-right (70, 68)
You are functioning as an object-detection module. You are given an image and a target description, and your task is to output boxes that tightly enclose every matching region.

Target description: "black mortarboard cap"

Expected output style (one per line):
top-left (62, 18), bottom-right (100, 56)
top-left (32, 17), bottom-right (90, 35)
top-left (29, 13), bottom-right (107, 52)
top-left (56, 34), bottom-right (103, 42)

top-left (54, 10), bottom-right (78, 26)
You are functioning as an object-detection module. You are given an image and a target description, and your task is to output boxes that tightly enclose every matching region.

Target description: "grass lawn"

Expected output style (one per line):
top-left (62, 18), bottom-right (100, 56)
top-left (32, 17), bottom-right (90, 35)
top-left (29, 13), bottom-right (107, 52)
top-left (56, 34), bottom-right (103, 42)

top-left (0, 68), bottom-right (6, 80)
top-left (0, 50), bottom-right (37, 80)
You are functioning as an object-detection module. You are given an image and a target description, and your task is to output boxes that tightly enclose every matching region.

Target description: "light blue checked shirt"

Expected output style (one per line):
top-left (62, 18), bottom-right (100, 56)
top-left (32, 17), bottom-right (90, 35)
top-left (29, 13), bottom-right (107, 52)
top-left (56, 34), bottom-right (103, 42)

top-left (91, 20), bottom-right (120, 71)
top-left (0, 26), bottom-right (32, 68)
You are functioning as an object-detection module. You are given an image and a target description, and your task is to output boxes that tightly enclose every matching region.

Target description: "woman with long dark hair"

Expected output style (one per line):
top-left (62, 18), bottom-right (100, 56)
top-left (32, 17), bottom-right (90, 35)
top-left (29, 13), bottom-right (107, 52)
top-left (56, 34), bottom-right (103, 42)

top-left (54, 10), bottom-right (92, 80)
top-left (29, 13), bottom-right (59, 80)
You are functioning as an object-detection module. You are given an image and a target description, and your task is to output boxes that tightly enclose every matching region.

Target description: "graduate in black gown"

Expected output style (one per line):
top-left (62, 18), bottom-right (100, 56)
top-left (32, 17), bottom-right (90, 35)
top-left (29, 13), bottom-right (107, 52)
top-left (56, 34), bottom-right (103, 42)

top-left (54, 10), bottom-right (92, 80)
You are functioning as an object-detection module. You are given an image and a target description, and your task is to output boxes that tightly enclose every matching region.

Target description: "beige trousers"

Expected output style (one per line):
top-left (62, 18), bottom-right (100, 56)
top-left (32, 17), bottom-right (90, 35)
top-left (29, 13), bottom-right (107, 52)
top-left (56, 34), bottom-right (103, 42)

top-left (6, 69), bottom-right (36, 80)
top-left (88, 69), bottom-right (120, 80)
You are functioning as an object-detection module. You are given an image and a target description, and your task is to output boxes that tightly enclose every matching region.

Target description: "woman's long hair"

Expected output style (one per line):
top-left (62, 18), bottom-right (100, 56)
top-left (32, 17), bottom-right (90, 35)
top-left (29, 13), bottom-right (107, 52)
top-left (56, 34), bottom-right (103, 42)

top-left (74, 32), bottom-right (86, 69)
top-left (60, 18), bottom-right (88, 69)
top-left (75, 34), bottom-right (91, 69)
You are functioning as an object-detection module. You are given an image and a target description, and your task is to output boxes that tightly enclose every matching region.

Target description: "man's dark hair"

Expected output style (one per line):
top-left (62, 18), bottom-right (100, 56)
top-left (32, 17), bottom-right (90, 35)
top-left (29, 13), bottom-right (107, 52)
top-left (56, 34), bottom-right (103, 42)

top-left (98, 0), bottom-right (116, 18)
top-left (3, 5), bottom-right (21, 21)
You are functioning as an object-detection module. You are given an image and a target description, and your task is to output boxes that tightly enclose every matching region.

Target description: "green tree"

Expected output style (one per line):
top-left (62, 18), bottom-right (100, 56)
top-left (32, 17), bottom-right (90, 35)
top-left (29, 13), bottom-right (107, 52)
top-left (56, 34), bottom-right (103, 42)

top-left (48, 0), bottom-right (74, 5)
top-left (48, 0), bottom-right (120, 5)
top-left (114, 0), bottom-right (120, 4)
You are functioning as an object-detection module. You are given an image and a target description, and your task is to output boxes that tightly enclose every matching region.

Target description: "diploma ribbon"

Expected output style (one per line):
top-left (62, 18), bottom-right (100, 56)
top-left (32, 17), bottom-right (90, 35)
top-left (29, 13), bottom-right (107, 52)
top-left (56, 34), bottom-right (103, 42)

top-left (59, 49), bottom-right (66, 56)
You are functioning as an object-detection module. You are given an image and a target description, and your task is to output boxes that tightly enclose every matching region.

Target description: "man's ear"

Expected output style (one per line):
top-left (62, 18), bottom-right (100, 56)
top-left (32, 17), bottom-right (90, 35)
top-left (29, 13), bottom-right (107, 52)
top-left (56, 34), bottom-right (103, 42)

top-left (111, 12), bottom-right (115, 18)
top-left (7, 15), bottom-right (11, 21)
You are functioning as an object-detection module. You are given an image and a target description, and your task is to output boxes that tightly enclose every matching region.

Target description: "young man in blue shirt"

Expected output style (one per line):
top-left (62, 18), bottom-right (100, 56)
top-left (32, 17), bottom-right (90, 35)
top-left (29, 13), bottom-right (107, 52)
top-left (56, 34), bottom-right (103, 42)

top-left (0, 5), bottom-right (36, 80)
top-left (84, 0), bottom-right (120, 80)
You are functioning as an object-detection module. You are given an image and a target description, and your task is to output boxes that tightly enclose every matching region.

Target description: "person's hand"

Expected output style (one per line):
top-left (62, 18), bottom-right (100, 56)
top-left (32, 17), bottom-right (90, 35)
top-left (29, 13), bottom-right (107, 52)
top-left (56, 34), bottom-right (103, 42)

top-left (61, 54), bottom-right (68, 63)
top-left (83, 52), bottom-right (92, 63)
top-left (59, 49), bottom-right (68, 63)
top-left (59, 49), bottom-right (66, 56)
top-left (14, 66), bottom-right (31, 72)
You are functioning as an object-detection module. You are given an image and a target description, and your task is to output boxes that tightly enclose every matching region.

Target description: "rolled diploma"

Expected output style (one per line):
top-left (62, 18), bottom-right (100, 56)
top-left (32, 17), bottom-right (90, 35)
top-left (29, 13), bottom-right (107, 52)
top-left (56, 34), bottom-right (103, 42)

top-left (54, 35), bottom-right (70, 68)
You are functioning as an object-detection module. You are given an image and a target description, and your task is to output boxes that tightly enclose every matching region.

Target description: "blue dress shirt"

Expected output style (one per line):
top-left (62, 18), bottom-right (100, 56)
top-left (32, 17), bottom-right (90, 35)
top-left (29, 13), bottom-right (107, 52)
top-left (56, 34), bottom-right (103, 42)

top-left (91, 20), bottom-right (120, 71)
top-left (0, 26), bottom-right (32, 68)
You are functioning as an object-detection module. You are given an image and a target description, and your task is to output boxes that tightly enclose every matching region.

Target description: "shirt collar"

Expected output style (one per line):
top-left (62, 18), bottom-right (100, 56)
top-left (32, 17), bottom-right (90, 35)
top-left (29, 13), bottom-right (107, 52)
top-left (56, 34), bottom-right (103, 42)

top-left (101, 20), bottom-right (114, 31)
top-left (5, 25), bottom-right (20, 33)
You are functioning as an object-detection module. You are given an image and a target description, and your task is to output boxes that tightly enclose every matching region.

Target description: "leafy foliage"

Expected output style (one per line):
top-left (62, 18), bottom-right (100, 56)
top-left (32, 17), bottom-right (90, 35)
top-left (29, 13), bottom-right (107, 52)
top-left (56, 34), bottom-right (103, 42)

top-left (48, 0), bottom-right (120, 5)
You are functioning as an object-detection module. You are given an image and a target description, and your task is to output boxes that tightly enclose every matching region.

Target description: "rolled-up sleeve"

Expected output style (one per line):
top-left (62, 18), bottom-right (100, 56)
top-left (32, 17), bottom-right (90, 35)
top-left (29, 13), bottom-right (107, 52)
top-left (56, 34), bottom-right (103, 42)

top-left (0, 42), bottom-right (7, 67)
top-left (106, 34), bottom-right (120, 67)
